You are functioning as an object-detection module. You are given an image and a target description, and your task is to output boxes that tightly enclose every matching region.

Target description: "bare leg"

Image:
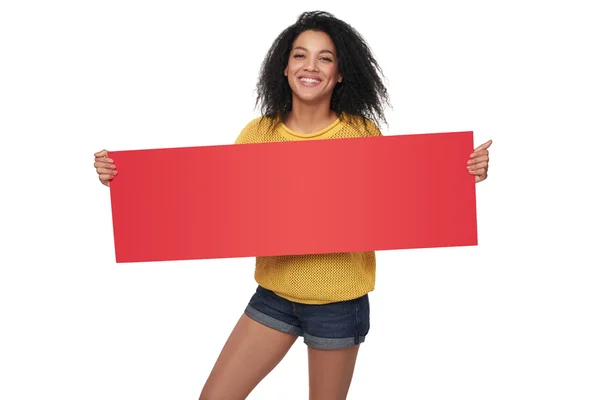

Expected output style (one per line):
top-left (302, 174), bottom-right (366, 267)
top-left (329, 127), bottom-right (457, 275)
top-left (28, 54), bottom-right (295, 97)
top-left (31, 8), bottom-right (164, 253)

top-left (199, 314), bottom-right (297, 400)
top-left (307, 345), bottom-right (361, 400)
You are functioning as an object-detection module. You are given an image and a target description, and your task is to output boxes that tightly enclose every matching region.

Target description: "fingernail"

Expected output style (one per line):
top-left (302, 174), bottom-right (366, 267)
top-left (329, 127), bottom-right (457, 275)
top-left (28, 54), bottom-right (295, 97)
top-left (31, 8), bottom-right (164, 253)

top-left (113, 170), bottom-right (118, 175)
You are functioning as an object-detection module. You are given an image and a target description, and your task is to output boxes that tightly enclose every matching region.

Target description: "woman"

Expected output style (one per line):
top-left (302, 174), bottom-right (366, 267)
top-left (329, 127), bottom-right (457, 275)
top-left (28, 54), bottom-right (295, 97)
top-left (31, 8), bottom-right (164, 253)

top-left (94, 11), bottom-right (491, 400)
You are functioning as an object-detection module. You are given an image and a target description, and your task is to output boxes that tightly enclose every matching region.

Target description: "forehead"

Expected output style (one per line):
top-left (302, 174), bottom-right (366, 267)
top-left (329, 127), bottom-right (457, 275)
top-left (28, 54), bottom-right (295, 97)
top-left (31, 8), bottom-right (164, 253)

top-left (292, 30), bottom-right (336, 52)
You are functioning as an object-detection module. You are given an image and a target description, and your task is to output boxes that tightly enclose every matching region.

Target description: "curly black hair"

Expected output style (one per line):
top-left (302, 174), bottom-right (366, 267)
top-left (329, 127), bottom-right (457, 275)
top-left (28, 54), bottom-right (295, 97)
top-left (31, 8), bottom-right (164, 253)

top-left (255, 11), bottom-right (391, 128)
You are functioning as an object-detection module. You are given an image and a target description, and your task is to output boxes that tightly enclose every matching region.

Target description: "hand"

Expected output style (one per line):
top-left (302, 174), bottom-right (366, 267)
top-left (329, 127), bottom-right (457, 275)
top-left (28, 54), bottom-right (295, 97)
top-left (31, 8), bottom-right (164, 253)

top-left (94, 149), bottom-right (117, 187)
top-left (467, 140), bottom-right (492, 183)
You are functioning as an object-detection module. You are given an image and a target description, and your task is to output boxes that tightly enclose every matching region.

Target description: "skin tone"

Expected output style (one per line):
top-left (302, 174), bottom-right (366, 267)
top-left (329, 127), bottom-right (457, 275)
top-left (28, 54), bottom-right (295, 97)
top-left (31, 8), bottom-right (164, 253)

top-left (283, 30), bottom-right (342, 134)
top-left (468, 140), bottom-right (492, 182)
top-left (92, 28), bottom-right (492, 400)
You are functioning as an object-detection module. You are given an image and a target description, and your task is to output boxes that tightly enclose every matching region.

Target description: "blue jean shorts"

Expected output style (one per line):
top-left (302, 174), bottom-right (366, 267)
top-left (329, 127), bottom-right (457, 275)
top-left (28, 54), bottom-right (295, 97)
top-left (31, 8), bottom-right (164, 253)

top-left (244, 285), bottom-right (370, 350)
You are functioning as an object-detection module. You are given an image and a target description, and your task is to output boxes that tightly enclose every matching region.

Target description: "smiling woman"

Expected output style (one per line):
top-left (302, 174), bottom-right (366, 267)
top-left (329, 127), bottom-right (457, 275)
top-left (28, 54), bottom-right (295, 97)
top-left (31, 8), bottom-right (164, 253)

top-left (284, 30), bottom-right (343, 111)
top-left (254, 11), bottom-right (392, 136)
top-left (92, 10), bottom-right (492, 400)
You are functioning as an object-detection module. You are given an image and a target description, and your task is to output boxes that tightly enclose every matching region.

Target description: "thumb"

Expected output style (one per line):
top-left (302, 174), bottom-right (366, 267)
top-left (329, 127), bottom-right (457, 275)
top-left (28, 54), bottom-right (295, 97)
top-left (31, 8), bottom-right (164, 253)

top-left (474, 140), bottom-right (492, 152)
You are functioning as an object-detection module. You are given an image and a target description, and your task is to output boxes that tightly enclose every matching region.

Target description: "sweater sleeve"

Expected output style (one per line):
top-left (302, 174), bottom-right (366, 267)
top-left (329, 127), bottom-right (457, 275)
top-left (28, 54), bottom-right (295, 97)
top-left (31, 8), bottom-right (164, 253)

top-left (234, 117), bottom-right (263, 144)
top-left (366, 118), bottom-right (384, 137)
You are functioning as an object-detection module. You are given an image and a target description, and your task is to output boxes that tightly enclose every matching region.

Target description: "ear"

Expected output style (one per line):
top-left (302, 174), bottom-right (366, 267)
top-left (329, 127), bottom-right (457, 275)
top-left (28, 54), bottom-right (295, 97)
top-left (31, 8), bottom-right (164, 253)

top-left (284, 66), bottom-right (288, 77)
top-left (337, 73), bottom-right (343, 83)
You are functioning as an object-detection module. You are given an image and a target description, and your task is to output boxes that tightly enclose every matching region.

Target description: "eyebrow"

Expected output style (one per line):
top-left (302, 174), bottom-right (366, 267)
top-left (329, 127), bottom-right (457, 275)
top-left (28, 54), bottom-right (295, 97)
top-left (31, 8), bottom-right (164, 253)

top-left (292, 46), bottom-right (335, 56)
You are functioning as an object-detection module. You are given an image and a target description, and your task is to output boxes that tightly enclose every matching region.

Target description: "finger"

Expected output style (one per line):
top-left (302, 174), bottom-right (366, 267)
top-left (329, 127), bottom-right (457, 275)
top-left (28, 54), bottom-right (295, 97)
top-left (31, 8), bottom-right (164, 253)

top-left (467, 161), bottom-right (488, 171)
top-left (468, 167), bottom-right (486, 176)
top-left (467, 154), bottom-right (489, 165)
top-left (94, 161), bottom-right (116, 169)
top-left (96, 167), bottom-right (118, 176)
top-left (99, 173), bottom-right (115, 183)
top-left (94, 149), bottom-right (109, 158)
top-left (473, 140), bottom-right (492, 152)
top-left (94, 157), bottom-right (114, 163)
top-left (470, 149), bottom-right (488, 159)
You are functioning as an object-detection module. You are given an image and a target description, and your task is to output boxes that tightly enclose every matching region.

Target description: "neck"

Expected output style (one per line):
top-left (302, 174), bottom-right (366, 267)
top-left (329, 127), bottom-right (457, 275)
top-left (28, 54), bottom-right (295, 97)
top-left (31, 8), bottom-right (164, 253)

top-left (284, 98), bottom-right (338, 134)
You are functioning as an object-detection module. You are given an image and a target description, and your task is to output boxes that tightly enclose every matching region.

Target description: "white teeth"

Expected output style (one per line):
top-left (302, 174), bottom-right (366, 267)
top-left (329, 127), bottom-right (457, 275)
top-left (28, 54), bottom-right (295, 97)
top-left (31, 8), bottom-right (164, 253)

top-left (300, 78), bottom-right (320, 83)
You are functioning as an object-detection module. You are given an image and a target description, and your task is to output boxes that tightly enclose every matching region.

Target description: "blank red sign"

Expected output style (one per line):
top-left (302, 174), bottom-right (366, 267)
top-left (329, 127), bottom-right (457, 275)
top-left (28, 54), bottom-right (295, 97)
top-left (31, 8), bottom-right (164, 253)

top-left (108, 131), bottom-right (477, 263)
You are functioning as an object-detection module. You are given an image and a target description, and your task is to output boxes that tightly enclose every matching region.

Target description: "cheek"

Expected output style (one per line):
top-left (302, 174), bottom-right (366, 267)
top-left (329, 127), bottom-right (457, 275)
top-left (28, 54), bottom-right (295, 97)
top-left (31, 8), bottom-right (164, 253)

top-left (325, 65), bottom-right (340, 81)
top-left (287, 60), bottom-right (300, 74)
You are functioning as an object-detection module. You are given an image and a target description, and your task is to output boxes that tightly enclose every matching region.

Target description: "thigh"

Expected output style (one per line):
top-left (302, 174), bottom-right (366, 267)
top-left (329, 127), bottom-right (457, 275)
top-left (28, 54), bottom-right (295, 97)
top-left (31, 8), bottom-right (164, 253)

top-left (308, 345), bottom-right (361, 400)
top-left (199, 313), bottom-right (297, 400)
top-left (297, 294), bottom-right (370, 399)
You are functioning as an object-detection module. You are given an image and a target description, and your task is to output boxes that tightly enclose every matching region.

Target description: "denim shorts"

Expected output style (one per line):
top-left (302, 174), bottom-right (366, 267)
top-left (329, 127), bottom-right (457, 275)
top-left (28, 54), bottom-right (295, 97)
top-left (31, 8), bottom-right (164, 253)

top-left (244, 285), bottom-right (370, 350)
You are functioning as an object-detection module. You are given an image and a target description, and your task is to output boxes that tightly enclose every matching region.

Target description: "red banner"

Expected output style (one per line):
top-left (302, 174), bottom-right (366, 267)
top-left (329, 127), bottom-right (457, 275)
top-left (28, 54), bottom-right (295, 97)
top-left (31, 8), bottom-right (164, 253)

top-left (109, 131), bottom-right (477, 263)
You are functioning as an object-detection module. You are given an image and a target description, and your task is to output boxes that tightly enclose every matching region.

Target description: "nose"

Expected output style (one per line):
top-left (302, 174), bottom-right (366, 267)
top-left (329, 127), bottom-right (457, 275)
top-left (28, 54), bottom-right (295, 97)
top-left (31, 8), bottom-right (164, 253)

top-left (304, 56), bottom-right (319, 72)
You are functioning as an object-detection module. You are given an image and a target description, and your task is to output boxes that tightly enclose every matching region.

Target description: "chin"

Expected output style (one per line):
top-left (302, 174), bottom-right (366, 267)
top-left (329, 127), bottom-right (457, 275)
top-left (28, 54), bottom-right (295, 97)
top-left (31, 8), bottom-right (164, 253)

top-left (292, 90), bottom-right (330, 104)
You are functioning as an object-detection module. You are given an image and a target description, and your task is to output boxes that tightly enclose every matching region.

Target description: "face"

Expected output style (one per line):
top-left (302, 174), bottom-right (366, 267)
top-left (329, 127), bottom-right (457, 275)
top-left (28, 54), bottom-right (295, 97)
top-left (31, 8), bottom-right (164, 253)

top-left (284, 30), bottom-right (342, 106)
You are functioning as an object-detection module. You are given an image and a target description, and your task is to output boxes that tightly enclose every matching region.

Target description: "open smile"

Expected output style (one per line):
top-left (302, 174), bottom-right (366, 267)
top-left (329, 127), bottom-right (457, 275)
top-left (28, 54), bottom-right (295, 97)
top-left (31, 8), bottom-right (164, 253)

top-left (298, 76), bottom-right (322, 87)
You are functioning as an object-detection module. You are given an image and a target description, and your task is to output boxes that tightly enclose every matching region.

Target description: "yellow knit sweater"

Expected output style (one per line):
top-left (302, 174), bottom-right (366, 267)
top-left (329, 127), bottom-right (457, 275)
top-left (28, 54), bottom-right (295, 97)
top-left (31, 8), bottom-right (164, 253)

top-left (234, 113), bottom-right (382, 304)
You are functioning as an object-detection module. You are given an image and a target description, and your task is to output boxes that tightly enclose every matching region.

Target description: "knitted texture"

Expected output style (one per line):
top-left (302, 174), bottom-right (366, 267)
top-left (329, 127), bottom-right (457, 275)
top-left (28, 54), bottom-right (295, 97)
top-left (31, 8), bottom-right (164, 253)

top-left (234, 113), bottom-right (382, 304)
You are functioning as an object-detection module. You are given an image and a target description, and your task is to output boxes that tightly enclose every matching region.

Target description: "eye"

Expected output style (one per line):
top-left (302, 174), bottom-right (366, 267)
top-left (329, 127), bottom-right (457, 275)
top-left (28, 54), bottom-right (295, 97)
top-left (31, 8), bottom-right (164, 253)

top-left (293, 54), bottom-right (305, 59)
top-left (320, 57), bottom-right (333, 62)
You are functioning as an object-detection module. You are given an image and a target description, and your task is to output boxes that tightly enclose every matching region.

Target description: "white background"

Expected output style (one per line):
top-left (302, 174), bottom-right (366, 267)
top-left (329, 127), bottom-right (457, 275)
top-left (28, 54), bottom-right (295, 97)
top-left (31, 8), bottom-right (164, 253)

top-left (1, 0), bottom-right (599, 399)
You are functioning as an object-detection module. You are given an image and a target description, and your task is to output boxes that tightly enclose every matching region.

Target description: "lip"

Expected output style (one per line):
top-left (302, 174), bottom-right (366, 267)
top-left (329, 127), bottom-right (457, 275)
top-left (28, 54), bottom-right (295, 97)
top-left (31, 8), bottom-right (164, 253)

top-left (298, 76), bottom-right (322, 87)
